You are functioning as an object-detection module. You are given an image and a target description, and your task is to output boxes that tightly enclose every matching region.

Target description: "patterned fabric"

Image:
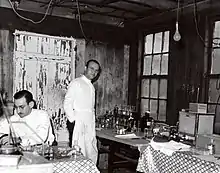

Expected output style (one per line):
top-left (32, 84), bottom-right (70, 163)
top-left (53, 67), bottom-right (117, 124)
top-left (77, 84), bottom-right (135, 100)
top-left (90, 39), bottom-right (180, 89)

top-left (137, 145), bottom-right (220, 173)
top-left (52, 155), bottom-right (100, 173)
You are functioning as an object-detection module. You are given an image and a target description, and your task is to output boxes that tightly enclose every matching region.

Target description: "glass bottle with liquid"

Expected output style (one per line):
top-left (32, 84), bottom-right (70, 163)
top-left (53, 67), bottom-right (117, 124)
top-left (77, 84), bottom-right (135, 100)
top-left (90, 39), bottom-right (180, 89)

top-left (207, 139), bottom-right (215, 155)
top-left (131, 121), bottom-right (137, 133)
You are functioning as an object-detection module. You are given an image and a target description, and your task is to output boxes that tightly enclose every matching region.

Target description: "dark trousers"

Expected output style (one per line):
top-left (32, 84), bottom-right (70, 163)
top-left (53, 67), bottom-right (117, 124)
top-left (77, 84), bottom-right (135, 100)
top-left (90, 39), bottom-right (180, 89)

top-left (66, 120), bottom-right (75, 147)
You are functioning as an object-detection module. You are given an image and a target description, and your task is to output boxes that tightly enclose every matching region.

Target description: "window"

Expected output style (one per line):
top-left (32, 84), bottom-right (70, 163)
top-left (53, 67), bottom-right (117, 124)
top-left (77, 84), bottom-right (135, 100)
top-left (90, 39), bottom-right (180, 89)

top-left (140, 31), bottom-right (170, 121)
top-left (208, 21), bottom-right (220, 133)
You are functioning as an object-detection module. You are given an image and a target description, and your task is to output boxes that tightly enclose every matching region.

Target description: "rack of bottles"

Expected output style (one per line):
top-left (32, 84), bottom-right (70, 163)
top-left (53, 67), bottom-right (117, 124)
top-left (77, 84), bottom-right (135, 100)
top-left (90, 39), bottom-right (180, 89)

top-left (96, 105), bottom-right (138, 134)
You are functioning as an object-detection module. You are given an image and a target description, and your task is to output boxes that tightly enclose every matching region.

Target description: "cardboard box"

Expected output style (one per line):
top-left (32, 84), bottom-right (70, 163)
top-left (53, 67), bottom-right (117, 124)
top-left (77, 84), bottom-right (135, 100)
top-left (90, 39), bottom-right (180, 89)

top-left (179, 111), bottom-right (214, 136)
top-left (189, 103), bottom-right (207, 113)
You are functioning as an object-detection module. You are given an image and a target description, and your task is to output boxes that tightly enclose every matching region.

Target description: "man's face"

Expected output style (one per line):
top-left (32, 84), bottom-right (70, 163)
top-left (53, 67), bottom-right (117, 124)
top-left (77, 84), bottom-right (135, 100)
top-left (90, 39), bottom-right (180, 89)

top-left (84, 61), bottom-right (100, 80)
top-left (14, 97), bottom-right (33, 118)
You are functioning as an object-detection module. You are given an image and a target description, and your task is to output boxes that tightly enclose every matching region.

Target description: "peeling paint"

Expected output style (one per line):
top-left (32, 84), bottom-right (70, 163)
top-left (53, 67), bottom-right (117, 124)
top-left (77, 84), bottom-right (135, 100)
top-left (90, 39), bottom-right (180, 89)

top-left (85, 41), bottom-right (130, 116)
top-left (13, 31), bottom-right (75, 130)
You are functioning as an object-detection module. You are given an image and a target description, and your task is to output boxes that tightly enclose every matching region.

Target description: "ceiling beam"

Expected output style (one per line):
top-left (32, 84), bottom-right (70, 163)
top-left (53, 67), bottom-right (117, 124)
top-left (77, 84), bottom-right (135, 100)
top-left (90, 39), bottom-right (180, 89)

top-left (53, 0), bottom-right (146, 15)
top-left (99, 0), bottom-right (121, 5)
top-left (122, 0), bottom-right (156, 9)
top-left (80, 9), bottom-right (134, 19)
top-left (0, 0), bottom-right (123, 26)
top-left (78, 0), bottom-right (144, 14)
top-left (127, 0), bottom-right (220, 26)
top-left (122, 0), bottom-right (177, 10)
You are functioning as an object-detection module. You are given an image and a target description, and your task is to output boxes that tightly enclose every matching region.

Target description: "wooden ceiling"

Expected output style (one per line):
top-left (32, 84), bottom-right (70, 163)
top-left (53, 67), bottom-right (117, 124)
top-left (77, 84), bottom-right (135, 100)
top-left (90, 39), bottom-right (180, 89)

top-left (1, 0), bottom-right (219, 26)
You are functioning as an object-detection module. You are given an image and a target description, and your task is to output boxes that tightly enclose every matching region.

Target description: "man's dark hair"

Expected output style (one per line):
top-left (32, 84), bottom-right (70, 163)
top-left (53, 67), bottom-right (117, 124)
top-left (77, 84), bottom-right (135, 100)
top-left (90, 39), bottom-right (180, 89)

top-left (86, 59), bottom-right (101, 73)
top-left (14, 90), bottom-right (33, 104)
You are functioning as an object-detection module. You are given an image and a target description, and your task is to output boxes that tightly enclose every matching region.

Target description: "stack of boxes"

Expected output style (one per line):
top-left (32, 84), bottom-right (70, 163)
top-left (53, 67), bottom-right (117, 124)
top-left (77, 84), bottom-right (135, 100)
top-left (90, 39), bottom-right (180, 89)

top-left (178, 103), bottom-right (215, 146)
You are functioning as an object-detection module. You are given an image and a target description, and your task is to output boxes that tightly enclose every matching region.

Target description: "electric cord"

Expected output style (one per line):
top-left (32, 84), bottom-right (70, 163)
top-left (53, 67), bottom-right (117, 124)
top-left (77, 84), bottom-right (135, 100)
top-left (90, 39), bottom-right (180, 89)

top-left (7, 0), bottom-right (53, 24)
top-left (75, 0), bottom-right (88, 41)
top-left (193, 0), bottom-right (220, 48)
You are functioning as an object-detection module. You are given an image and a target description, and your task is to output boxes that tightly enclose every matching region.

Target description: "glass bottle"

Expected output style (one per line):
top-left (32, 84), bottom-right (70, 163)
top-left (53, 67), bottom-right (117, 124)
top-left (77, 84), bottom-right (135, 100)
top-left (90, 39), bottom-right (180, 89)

top-left (207, 139), bottom-right (215, 155)
top-left (131, 121), bottom-right (137, 133)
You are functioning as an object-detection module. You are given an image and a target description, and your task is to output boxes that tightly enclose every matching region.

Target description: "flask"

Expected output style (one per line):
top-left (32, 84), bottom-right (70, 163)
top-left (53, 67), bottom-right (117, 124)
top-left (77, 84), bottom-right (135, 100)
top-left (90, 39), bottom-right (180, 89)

top-left (131, 121), bottom-right (137, 133)
top-left (113, 105), bottom-right (118, 116)
top-left (207, 139), bottom-right (215, 155)
top-left (145, 111), bottom-right (151, 128)
top-left (149, 119), bottom-right (155, 137)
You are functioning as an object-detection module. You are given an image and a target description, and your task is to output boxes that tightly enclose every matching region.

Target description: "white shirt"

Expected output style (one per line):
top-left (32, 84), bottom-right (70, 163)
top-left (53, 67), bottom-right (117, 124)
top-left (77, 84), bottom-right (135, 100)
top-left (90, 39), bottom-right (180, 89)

top-left (64, 75), bottom-right (95, 122)
top-left (63, 75), bottom-right (98, 163)
top-left (0, 109), bottom-right (54, 146)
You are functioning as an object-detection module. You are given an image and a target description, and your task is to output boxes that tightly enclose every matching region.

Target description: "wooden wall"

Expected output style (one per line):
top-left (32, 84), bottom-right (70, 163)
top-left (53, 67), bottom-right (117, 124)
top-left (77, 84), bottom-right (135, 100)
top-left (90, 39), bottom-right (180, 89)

top-left (135, 12), bottom-right (209, 125)
top-left (85, 41), bottom-right (129, 116)
top-left (0, 6), bottom-right (214, 126)
top-left (167, 14), bottom-right (207, 125)
top-left (0, 29), bottom-right (13, 100)
top-left (0, 7), bottom-right (135, 118)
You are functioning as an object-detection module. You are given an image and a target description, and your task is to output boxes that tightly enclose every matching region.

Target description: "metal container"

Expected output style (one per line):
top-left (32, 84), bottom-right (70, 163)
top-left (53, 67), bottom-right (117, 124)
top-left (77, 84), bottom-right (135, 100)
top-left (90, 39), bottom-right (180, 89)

top-left (0, 145), bottom-right (18, 154)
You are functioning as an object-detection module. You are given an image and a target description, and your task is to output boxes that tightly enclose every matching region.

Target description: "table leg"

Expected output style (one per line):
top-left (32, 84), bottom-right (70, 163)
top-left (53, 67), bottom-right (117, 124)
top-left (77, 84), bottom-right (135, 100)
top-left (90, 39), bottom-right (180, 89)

top-left (108, 143), bottom-right (115, 173)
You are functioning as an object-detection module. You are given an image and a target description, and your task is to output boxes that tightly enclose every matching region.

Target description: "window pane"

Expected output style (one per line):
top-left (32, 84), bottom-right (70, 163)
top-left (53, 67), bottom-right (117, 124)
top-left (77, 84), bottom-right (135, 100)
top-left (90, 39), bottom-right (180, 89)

top-left (161, 54), bottom-right (168, 75)
top-left (158, 100), bottom-right (166, 121)
top-left (208, 79), bottom-right (220, 103)
top-left (150, 100), bottom-right (158, 120)
top-left (213, 21), bottom-right (220, 48)
top-left (143, 56), bottom-right (152, 75)
top-left (150, 79), bottom-right (158, 98)
top-left (163, 31), bottom-right (170, 52)
top-left (208, 104), bottom-right (216, 113)
top-left (211, 49), bottom-right (220, 74)
top-left (141, 99), bottom-right (149, 116)
top-left (214, 21), bottom-right (220, 37)
top-left (145, 34), bottom-right (153, 54)
top-left (141, 30), bottom-right (169, 123)
top-left (159, 79), bottom-right (167, 99)
top-left (152, 55), bottom-right (160, 75)
top-left (209, 103), bottom-right (220, 134)
top-left (153, 32), bottom-right (162, 53)
top-left (141, 79), bottom-right (150, 97)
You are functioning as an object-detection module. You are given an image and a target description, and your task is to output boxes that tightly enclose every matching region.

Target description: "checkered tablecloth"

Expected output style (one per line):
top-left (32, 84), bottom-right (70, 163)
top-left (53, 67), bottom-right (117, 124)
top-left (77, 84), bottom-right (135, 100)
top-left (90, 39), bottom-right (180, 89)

top-left (52, 155), bottom-right (100, 173)
top-left (137, 145), bottom-right (220, 173)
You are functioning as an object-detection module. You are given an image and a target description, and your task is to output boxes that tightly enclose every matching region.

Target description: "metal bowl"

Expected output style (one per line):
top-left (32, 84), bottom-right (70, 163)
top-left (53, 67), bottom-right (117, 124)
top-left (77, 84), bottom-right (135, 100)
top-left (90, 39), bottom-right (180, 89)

top-left (0, 145), bottom-right (18, 154)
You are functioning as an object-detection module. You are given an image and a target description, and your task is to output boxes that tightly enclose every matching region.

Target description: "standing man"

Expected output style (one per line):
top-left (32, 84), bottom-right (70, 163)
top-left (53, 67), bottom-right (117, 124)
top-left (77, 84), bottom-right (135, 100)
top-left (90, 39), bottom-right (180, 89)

top-left (64, 59), bottom-right (101, 164)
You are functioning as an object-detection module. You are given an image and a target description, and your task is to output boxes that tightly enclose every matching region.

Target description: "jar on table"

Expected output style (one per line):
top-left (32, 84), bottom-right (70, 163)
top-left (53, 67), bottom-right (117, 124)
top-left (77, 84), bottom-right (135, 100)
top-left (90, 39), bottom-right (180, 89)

top-left (207, 139), bottom-right (215, 155)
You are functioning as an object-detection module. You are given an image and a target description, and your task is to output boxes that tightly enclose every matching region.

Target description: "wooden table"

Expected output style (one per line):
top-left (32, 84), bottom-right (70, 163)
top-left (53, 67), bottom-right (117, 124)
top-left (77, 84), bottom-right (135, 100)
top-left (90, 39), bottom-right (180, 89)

top-left (0, 152), bottom-right (53, 173)
top-left (0, 150), bottom-right (100, 173)
top-left (96, 129), bottom-right (149, 173)
top-left (137, 145), bottom-right (220, 173)
top-left (51, 155), bottom-right (100, 173)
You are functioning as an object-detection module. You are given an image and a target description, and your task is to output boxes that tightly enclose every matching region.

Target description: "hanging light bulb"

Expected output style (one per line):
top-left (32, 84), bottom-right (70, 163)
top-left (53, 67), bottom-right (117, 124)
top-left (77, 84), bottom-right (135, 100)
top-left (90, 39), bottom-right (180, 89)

top-left (173, 0), bottom-right (181, 42)
top-left (173, 22), bottom-right (181, 41)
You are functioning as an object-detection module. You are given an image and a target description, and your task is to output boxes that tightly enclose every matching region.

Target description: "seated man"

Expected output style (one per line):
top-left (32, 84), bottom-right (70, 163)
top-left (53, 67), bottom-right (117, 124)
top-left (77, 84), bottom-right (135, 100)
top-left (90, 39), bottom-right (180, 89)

top-left (0, 90), bottom-right (54, 146)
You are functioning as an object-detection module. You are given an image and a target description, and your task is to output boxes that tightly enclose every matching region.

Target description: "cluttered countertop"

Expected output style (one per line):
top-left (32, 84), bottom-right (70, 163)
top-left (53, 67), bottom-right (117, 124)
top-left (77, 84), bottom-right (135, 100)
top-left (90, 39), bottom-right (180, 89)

top-left (0, 144), bottom-right (100, 173)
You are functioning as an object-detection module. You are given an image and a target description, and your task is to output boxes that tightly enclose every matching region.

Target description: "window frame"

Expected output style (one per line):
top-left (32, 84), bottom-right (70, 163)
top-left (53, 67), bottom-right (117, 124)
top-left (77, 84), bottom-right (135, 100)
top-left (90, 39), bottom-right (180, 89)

top-left (205, 17), bottom-right (220, 134)
top-left (139, 30), bottom-right (170, 121)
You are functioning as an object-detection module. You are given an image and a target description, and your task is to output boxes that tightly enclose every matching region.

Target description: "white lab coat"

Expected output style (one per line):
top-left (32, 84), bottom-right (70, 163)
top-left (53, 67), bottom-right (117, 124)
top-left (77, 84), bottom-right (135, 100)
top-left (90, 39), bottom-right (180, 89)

top-left (0, 109), bottom-right (54, 146)
top-left (64, 75), bottom-right (98, 164)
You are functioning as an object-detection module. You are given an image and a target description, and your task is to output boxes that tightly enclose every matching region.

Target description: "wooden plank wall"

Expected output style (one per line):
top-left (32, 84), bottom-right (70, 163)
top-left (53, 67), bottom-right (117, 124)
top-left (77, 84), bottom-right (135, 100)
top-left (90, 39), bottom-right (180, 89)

top-left (12, 31), bottom-right (75, 130)
top-left (0, 7), bottom-right (137, 118)
top-left (0, 29), bottom-right (130, 120)
top-left (84, 41), bottom-right (129, 116)
top-left (0, 29), bottom-right (13, 100)
top-left (135, 13), bottom-right (208, 125)
top-left (167, 14), bottom-right (207, 125)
